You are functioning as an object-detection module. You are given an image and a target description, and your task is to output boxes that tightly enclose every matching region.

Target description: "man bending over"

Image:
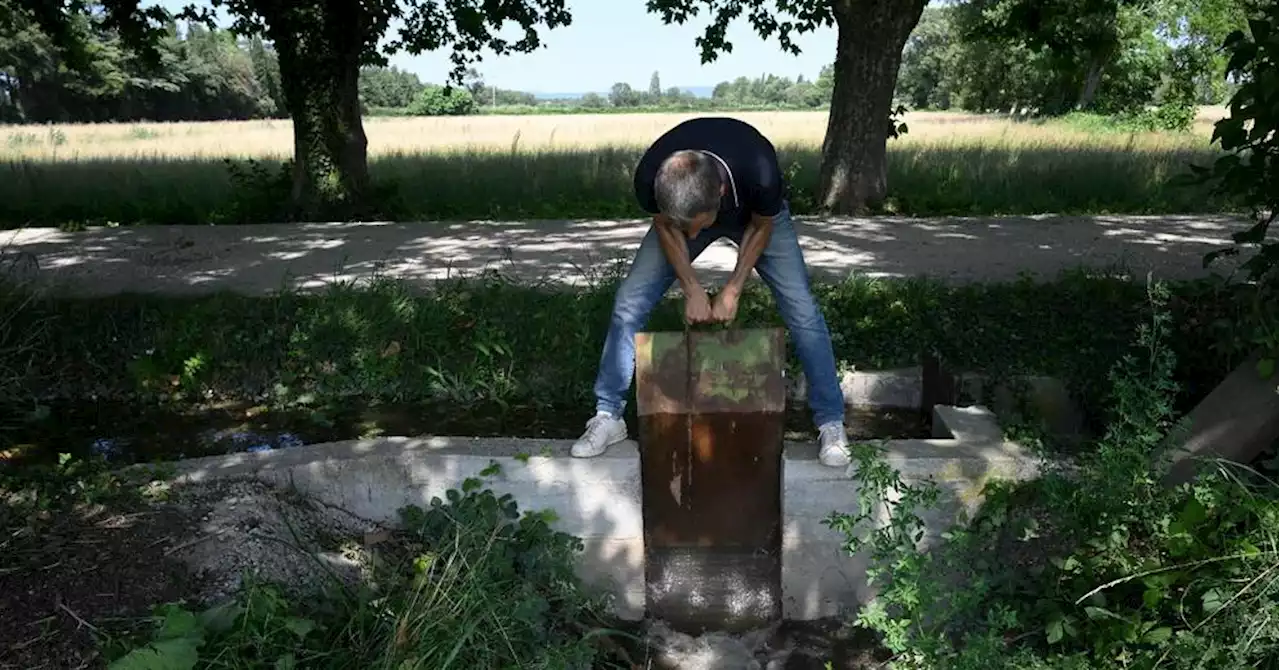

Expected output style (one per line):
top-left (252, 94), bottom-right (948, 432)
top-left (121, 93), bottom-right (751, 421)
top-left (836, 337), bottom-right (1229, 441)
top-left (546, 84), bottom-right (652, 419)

top-left (570, 116), bottom-right (850, 467)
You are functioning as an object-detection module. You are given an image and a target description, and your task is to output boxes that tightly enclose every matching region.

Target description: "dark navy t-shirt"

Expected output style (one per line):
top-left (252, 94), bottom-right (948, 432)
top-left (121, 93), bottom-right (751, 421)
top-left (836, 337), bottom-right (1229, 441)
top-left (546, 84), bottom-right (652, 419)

top-left (633, 117), bottom-right (786, 228)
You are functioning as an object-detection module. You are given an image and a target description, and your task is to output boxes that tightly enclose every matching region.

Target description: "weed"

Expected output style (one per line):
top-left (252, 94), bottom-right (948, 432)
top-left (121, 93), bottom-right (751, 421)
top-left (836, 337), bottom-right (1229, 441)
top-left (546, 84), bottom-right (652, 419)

top-left (824, 279), bottom-right (1279, 669)
top-left (106, 470), bottom-right (629, 669)
top-left (3, 272), bottom-right (1261, 460)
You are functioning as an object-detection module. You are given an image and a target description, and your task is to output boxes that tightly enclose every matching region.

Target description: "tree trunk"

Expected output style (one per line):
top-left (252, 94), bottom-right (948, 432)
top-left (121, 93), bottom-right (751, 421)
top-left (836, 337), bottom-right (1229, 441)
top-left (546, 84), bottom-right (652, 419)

top-left (1076, 55), bottom-right (1108, 110)
top-left (267, 1), bottom-right (370, 220)
top-left (816, 0), bottom-right (927, 215)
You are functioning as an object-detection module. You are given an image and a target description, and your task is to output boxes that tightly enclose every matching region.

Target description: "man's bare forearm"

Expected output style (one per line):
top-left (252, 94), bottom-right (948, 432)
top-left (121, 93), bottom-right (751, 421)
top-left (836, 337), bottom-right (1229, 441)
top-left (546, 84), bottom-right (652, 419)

top-left (654, 216), bottom-right (701, 294)
top-left (727, 214), bottom-right (774, 291)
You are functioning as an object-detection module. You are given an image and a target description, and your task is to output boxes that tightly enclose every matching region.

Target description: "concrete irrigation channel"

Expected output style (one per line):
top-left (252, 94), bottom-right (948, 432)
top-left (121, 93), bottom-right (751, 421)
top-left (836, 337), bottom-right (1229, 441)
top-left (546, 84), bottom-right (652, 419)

top-left (158, 365), bottom-right (1057, 625)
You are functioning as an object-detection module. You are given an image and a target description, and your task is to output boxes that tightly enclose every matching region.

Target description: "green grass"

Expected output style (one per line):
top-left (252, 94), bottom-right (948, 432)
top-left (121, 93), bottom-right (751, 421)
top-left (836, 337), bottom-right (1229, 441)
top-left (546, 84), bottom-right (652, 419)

top-left (2, 271), bottom-right (1265, 443)
top-left (0, 142), bottom-right (1231, 227)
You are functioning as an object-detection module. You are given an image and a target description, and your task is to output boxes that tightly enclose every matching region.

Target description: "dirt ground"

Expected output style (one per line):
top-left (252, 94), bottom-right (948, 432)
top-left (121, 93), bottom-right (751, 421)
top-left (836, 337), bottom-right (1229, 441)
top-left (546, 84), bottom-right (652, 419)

top-left (0, 479), bottom-right (376, 669)
top-left (0, 497), bottom-right (199, 669)
top-left (0, 214), bottom-right (1259, 297)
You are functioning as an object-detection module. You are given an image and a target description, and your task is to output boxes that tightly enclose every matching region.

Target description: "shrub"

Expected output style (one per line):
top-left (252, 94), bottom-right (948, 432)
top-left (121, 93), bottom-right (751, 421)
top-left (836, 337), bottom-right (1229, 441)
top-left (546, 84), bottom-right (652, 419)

top-left (826, 280), bottom-right (1279, 669)
top-left (409, 85), bottom-right (477, 116)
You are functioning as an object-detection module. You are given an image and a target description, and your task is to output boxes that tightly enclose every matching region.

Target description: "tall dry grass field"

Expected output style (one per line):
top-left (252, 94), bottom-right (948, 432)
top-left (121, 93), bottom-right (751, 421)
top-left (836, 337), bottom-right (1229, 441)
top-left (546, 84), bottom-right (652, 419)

top-left (0, 109), bottom-right (1226, 160)
top-left (0, 109), bottom-right (1234, 226)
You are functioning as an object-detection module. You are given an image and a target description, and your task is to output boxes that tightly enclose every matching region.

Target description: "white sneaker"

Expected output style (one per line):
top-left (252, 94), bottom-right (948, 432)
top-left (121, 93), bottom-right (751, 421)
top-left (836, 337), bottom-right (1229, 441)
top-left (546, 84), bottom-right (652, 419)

top-left (817, 421), bottom-right (850, 467)
top-left (571, 411), bottom-right (628, 458)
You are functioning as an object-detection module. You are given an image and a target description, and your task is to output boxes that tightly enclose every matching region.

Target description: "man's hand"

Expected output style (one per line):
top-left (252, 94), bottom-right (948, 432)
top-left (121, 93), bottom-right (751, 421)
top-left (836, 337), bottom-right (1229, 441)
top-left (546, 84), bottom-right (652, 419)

top-left (710, 284), bottom-right (741, 323)
top-left (684, 284), bottom-right (714, 324)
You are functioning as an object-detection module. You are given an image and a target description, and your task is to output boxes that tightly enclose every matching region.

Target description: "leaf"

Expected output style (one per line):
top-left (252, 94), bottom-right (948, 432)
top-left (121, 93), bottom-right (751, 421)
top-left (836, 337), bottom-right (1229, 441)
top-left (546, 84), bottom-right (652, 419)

top-left (274, 655), bottom-right (297, 670)
top-left (1142, 626), bottom-right (1173, 645)
top-left (1085, 606), bottom-right (1123, 622)
top-left (156, 607), bottom-right (202, 641)
top-left (1201, 588), bottom-right (1225, 614)
top-left (1046, 617), bottom-right (1064, 644)
top-left (1178, 498), bottom-right (1207, 528)
top-left (284, 616), bottom-right (316, 639)
top-left (108, 637), bottom-right (201, 670)
top-left (196, 601), bottom-right (243, 635)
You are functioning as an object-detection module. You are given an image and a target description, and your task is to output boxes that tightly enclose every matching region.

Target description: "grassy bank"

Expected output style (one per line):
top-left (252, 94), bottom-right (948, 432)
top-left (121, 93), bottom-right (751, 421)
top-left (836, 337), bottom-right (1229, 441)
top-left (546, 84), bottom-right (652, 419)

top-left (2, 271), bottom-right (1267, 463)
top-left (0, 111), bottom-right (1233, 226)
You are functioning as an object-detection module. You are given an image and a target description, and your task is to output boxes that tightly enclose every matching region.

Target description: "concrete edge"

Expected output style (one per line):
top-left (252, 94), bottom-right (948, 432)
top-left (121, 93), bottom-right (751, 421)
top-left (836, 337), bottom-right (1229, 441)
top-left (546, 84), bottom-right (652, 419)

top-left (130, 404), bottom-right (1042, 622)
top-left (792, 366), bottom-right (1078, 409)
top-left (154, 402), bottom-right (1035, 485)
top-left (789, 367), bottom-right (1086, 440)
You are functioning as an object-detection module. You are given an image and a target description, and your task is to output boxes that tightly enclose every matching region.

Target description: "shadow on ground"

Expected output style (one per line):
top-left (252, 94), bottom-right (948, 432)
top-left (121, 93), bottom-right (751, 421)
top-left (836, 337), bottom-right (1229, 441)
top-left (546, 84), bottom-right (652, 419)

top-left (0, 214), bottom-right (1264, 296)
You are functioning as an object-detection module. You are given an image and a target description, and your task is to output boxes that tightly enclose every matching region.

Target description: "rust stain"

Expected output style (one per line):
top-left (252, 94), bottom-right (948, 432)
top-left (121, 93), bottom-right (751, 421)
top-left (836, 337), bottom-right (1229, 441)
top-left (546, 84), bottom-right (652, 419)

top-left (637, 327), bottom-right (789, 631)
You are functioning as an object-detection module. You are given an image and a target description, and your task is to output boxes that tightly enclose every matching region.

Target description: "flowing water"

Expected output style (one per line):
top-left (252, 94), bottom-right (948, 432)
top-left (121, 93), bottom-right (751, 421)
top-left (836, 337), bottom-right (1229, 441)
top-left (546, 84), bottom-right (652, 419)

top-left (1, 399), bottom-right (929, 466)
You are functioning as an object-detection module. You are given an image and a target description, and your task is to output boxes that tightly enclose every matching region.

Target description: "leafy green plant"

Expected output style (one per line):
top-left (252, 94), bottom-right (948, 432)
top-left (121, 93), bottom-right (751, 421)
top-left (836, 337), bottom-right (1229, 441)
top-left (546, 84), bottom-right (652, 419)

top-left (108, 584), bottom-right (320, 670)
top-left (107, 468), bottom-right (627, 669)
top-left (1182, 2), bottom-right (1277, 282)
top-left (826, 279), bottom-right (1279, 669)
top-left (408, 85), bottom-right (477, 116)
top-left (0, 452), bottom-right (155, 519)
top-left (214, 158), bottom-right (294, 225)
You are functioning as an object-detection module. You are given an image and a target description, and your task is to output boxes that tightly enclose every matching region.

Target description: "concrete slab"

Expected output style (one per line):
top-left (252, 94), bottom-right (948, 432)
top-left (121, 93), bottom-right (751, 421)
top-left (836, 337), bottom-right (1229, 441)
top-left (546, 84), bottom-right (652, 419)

top-left (1165, 353), bottom-right (1279, 485)
top-left (791, 366), bottom-right (1085, 442)
top-left (162, 406), bottom-right (1041, 622)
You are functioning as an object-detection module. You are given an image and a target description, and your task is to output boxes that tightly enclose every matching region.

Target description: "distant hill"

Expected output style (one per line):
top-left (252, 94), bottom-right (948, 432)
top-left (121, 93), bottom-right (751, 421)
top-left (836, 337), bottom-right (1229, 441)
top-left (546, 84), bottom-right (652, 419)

top-left (533, 85), bottom-right (715, 100)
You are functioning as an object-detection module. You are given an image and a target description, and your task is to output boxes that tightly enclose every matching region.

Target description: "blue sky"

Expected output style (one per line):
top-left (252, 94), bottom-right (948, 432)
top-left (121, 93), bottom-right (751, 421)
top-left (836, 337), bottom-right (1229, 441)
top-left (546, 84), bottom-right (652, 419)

top-left (152, 0), bottom-right (839, 93)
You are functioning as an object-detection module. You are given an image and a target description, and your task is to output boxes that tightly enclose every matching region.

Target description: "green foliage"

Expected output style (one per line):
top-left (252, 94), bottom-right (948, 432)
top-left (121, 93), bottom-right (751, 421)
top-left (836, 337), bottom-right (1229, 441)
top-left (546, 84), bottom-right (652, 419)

top-left (1182, 2), bottom-right (1278, 283)
top-left (907, 0), bottom-right (1248, 116)
top-left (214, 157), bottom-right (293, 224)
top-left (358, 65), bottom-right (425, 109)
top-left (407, 84), bottom-right (476, 117)
top-left (645, 0), bottom-right (834, 65)
top-left (107, 588), bottom-right (313, 670)
top-left (0, 8), bottom-right (283, 123)
top-left (897, 7), bottom-right (960, 110)
top-left (707, 70), bottom-right (830, 109)
top-left (107, 473), bottom-right (622, 669)
top-left (957, 0), bottom-right (1158, 113)
top-left (1, 452), bottom-right (148, 520)
top-left (824, 280), bottom-right (1279, 669)
top-left (0, 271), bottom-right (1261, 458)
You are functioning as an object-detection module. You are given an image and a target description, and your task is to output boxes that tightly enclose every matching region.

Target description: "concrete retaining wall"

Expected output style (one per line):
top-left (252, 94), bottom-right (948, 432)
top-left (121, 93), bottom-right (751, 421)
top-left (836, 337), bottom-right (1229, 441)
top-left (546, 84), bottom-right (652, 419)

top-left (170, 404), bottom-right (1040, 621)
top-left (792, 366), bottom-right (1086, 440)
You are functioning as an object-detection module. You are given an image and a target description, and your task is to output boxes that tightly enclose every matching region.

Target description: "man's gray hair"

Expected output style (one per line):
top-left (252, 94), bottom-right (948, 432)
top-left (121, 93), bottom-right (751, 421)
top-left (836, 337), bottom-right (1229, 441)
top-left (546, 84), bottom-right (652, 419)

top-left (654, 150), bottom-right (722, 229)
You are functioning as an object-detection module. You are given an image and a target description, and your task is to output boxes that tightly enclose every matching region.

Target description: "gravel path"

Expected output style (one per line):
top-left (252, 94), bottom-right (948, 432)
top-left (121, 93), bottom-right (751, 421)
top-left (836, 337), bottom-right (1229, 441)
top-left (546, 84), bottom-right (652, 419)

top-left (0, 214), bottom-right (1259, 296)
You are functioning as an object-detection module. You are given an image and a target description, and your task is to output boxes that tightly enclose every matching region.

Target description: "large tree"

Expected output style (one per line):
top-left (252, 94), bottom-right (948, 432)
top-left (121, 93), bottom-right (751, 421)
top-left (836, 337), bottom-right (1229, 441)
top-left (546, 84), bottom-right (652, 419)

top-left (956, 0), bottom-right (1152, 112)
top-left (647, 0), bottom-right (927, 213)
top-left (12, 0), bottom-right (571, 218)
top-left (951, 0), bottom-right (1250, 114)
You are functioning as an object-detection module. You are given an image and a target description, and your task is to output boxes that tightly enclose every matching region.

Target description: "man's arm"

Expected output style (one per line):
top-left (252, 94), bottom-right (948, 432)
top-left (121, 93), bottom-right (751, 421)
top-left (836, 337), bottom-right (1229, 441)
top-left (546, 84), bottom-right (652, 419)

top-left (725, 212), bottom-right (774, 293)
top-left (654, 214), bottom-right (702, 294)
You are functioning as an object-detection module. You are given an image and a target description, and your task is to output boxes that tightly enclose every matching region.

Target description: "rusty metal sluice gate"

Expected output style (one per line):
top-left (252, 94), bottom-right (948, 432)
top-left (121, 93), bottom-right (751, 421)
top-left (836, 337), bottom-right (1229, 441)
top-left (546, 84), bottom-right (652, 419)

top-left (634, 328), bottom-right (788, 634)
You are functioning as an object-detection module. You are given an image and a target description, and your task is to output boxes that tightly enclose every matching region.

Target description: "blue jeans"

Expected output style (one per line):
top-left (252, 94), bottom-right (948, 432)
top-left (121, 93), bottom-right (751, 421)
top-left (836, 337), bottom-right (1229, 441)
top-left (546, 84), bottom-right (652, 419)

top-left (593, 203), bottom-right (845, 428)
